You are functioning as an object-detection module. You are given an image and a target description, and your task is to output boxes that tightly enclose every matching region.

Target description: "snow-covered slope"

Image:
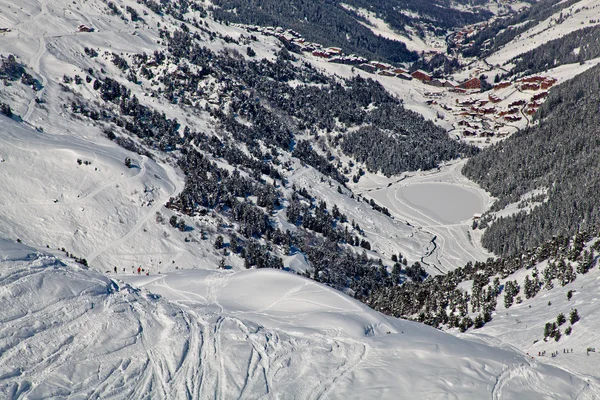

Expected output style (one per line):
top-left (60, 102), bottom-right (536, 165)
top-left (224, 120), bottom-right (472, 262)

top-left (487, 0), bottom-right (600, 66)
top-left (465, 251), bottom-right (600, 382)
top-left (1, 240), bottom-right (596, 399)
top-left (0, 0), bottom-right (450, 274)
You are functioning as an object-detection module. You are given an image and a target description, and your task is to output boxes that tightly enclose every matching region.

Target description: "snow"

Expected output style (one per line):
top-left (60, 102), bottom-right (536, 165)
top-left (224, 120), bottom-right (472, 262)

top-left (395, 182), bottom-right (485, 225)
top-left (1, 238), bottom-right (591, 398)
top-left (355, 160), bottom-right (493, 273)
top-left (487, 0), bottom-right (600, 66)
top-left (463, 244), bottom-right (600, 386)
top-left (1, 0), bottom-right (600, 396)
top-left (339, 3), bottom-right (446, 53)
top-left (286, 164), bottom-right (437, 271)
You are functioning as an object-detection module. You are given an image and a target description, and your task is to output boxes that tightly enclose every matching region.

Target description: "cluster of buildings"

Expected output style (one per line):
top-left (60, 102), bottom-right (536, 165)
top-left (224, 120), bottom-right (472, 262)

top-left (451, 78), bottom-right (554, 140)
top-left (517, 76), bottom-right (557, 91)
top-left (241, 23), bottom-right (559, 143)
top-left (242, 24), bottom-right (486, 90)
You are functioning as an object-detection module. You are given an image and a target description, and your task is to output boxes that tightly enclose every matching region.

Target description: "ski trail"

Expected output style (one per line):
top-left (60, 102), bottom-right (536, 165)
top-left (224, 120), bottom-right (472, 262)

top-left (311, 339), bottom-right (368, 400)
top-left (23, 0), bottom-right (49, 123)
top-left (86, 162), bottom-right (182, 264)
top-left (78, 157), bottom-right (146, 202)
top-left (203, 272), bottom-right (233, 313)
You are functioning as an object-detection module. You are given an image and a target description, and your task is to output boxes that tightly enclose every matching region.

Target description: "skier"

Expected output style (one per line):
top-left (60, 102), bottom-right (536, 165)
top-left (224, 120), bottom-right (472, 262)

top-left (137, 266), bottom-right (141, 274)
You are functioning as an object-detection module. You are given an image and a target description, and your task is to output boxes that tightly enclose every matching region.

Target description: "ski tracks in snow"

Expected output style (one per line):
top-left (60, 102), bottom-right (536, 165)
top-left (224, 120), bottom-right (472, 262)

top-left (22, 0), bottom-right (49, 123)
top-left (310, 338), bottom-right (368, 400)
top-left (86, 160), bottom-right (182, 264)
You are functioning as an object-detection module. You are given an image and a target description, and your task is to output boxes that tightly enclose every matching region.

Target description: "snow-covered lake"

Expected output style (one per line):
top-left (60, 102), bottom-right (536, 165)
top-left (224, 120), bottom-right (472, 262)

top-left (398, 182), bottom-right (484, 225)
top-left (357, 160), bottom-right (493, 273)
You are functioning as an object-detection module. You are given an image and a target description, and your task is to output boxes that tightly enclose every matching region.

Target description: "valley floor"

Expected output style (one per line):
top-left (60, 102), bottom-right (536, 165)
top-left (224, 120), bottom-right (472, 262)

top-left (354, 160), bottom-right (492, 273)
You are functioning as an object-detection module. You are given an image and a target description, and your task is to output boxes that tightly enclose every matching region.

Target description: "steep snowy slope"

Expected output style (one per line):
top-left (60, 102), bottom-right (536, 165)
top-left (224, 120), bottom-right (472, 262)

top-left (0, 0), bottom-right (466, 276)
top-left (1, 240), bottom-right (596, 399)
top-left (465, 249), bottom-right (600, 381)
top-left (486, 0), bottom-right (600, 66)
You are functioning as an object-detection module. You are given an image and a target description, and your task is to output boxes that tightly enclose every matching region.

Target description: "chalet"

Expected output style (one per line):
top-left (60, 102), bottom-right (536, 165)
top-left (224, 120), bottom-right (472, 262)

top-left (521, 83), bottom-right (540, 91)
top-left (312, 50), bottom-right (330, 58)
top-left (532, 92), bottom-right (549, 101)
top-left (378, 70), bottom-right (396, 77)
top-left (509, 99), bottom-right (526, 107)
top-left (77, 24), bottom-right (94, 32)
top-left (540, 78), bottom-right (557, 90)
top-left (456, 99), bottom-right (477, 106)
top-left (396, 73), bottom-right (413, 81)
top-left (393, 67), bottom-right (407, 75)
top-left (459, 77), bottom-right (481, 90)
top-left (488, 94), bottom-right (501, 103)
top-left (326, 47), bottom-right (342, 55)
top-left (493, 82), bottom-right (511, 90)
top-left (443, 80), bottom-right (458, 88)
top-left (520, 76), bottom-right (545, 83)
top-left (357, 63), bottom-right (377, 73)
top-left (411, 70), bottom-right (432, 82)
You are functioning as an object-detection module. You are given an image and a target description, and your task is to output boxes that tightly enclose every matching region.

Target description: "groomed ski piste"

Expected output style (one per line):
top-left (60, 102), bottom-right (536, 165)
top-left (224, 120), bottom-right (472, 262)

top-left (2, 239), bottom-right (598, 399)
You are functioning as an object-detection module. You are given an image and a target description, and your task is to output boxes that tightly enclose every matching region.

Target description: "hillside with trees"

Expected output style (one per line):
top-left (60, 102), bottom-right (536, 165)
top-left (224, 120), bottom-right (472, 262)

top-left (463, 63), bottom-right (600, 256)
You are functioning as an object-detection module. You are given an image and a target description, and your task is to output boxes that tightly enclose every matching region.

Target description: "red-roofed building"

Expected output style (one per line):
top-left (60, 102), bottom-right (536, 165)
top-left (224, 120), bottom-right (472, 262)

top-left (459, 77), bottom-right (481, 90)
top-left (411, 70), bottom-right (432, 82)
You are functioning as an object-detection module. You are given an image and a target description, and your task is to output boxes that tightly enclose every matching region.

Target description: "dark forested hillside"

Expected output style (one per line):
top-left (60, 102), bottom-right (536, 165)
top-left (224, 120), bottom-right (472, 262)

top-left (211, 0), bottom-right (490, 64)
top-left (463, 63), bottom-right (600, 256)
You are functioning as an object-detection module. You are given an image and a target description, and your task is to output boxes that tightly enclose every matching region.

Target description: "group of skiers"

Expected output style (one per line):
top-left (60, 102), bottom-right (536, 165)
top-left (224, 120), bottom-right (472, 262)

top-left (111, 266), bottom-right (150, 275)
top-left (536, 349), bottom-right (577, 358)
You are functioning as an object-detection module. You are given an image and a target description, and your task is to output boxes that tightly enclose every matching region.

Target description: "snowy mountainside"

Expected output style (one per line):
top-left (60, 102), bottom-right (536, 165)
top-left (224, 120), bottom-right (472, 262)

top-left (457, 0), bottom-right (600, 66)
top-left (0, 0), bottom-right (478, 279)
top-left (2, 0), bottom-right (600, 397)
top-left (464, 238), bottom-right (600, 381)
top-left (0, 240), bottom-right (596, 399)
top-left (209, 0), bottom-right (493, 65)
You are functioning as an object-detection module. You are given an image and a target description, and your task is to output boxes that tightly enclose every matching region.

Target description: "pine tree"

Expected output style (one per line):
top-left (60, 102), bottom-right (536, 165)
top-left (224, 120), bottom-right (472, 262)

top-left (544, 322), bottom-right (553, 339)
top-left (570, 309), bottom-right (580, 324)
top-left (554, 329), bottom-right (561, 342)
top-left (214, 235), bottom-right (224, 250)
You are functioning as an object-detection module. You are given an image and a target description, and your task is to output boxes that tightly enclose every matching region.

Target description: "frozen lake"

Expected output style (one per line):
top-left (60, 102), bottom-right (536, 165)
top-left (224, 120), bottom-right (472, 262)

top-left (361, 161), bottom-right (493, 273)
top-left (398, 183), bottom-right (484, 225)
